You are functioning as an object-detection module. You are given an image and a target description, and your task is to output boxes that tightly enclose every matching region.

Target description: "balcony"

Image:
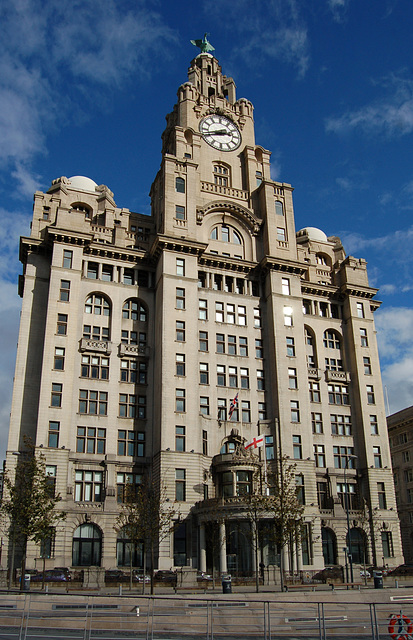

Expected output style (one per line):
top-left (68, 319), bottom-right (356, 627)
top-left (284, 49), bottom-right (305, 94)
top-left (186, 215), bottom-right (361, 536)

top-left (118, 343), bottom-right (150, 358)
top-left (79, 338), bottom-right (112, 354)
top-left (308, 367), bottom-right (322, 380)
top-left (325, 369), bottom-right (351, 383)
top-left (200, 181), bottom-right (249, 201)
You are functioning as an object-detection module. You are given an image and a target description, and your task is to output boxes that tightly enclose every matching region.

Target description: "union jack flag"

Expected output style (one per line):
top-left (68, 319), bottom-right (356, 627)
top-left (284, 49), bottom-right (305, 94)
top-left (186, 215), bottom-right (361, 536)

top-left (228, 393), bottom-right (239, 420)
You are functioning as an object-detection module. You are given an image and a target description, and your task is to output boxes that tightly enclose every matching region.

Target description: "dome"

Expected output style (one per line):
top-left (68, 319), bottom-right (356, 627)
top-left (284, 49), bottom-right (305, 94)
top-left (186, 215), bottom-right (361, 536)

top-left (68, 176), bottom-right (98, 192)
top-left (296, 227), bottom-right (328, 242)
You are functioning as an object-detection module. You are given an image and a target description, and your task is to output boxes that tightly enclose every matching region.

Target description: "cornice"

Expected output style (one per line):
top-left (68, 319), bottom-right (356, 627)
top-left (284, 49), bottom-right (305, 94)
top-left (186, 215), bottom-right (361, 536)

top-left (150, 235), bottom-right (208, 261)
top-left (199, 253), bottom-right (257, 275)
top-left (259, 256), bottom-right (307, 277)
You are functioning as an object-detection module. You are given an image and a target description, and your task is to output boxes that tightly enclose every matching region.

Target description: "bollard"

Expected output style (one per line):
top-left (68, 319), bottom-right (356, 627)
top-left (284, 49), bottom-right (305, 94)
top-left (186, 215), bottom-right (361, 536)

top-left (119, 584), bottom-right (122, 596)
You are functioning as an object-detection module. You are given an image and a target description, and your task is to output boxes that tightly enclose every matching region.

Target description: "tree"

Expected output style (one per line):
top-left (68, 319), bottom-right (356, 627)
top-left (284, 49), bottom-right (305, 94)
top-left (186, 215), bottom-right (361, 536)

top-left (1, 440), bottom-right (66, 589)
top-left (115, 473), bottom-right (177, 594)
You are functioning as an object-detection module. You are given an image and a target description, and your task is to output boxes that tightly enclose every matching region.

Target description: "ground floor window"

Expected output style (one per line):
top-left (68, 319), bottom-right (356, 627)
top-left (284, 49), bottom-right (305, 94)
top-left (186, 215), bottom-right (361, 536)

top-left (347, 527), bottom-right (366, 565)
top-left (72, 523), bottom-right (102, 566)
top-left (116, 527), bottom-right (143, 567)
top-left (174, 522), bottom-right (187, 566)
top-left (322, 527), bottom-right (337, 565)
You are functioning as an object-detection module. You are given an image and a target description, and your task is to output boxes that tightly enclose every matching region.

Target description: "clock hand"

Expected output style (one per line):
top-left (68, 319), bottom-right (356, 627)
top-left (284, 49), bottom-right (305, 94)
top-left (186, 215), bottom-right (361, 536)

top-left (204, 130), bottom-right (228, 136)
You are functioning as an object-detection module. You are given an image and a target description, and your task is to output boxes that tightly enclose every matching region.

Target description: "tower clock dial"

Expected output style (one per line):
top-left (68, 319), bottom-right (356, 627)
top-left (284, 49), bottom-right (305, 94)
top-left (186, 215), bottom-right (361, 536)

top-left (200, 115), bottom-right (241, 151)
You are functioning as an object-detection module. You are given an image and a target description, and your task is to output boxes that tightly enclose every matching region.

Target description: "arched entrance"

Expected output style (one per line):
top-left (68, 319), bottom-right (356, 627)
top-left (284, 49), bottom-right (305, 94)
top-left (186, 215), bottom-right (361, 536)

top-left (322, 527), bottom-right (337, 565)
top-left (72, 523), bottom-right (102, 566)
top-left (347, 527), bottom-right (366, 565)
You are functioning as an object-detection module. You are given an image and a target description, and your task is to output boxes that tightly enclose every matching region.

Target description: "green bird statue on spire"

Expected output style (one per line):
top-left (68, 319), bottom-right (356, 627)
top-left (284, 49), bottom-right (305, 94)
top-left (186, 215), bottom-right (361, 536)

top-left (190, 33), bottom-right (215, 54)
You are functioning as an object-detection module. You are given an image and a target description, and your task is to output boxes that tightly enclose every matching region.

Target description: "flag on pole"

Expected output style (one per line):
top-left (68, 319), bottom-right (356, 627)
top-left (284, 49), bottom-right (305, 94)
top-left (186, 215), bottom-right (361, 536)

top-left (228, 393), bottom-right (238, 420)
top-left (245, 435), bottom-right (264, 450)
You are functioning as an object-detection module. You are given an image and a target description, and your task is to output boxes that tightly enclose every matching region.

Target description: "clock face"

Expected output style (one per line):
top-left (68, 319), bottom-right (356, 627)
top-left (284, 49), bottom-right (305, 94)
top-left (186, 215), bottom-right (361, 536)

top-left (200, 115), bottom-right (241, 151)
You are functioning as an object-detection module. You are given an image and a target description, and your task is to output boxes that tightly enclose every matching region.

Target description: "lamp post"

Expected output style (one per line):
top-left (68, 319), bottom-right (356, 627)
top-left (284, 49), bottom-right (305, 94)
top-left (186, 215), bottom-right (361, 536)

top-left (344, 454), bottom-right (358, 587)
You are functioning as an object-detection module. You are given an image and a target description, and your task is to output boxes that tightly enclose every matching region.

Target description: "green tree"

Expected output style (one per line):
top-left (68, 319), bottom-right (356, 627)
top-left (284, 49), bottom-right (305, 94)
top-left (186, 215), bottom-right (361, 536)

top-left (1, 440), bottom-right (66, 589)
top-left (115, 473), bottom-right (177, 594)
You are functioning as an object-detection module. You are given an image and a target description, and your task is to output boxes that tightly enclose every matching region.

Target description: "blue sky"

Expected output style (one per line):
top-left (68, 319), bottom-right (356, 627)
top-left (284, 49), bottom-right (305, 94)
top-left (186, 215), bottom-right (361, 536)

top-left (1, 0), bottom-right (413, 458)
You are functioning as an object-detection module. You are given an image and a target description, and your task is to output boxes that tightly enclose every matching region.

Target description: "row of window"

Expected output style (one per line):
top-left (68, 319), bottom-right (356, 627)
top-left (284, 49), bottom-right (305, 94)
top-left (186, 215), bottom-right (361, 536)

top-left (197, 273), bottom-right (260, 296)
top-left (62, 249), bottom-right (151, 287)
top-left (54, 350), bottom-right (147, 383)
top-left (198, 331), bottom-right (264, 357)
top-left (311, 442), bottom-right (383, 468)
top-left (174, 359), bottom-right (265, 389)
top-left (49, 423), bottom-right (146, 457)
top-left (173, 389), bottom-right (267, 421)
top-left (50, 386), bottom-right (147, 418)
top-left (311, 412), bottom-right (379, 436)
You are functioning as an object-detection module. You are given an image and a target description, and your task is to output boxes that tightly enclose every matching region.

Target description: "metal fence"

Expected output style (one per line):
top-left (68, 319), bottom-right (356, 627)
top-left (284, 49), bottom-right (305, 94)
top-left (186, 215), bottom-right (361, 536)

top-left (0, 591), bottom-right (412, 639)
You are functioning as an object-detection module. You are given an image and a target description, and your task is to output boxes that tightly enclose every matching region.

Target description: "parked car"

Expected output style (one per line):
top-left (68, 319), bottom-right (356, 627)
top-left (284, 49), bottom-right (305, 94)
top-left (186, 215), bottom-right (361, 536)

top-left (31, 568), bottom-right (71, 582)
top-left (197, 572), bottom-right (213, 581)
top-left (312, 566), bottom-right (344, 583)
top-left (387, 564), bottom-right (413, 577)
top-left (105, 569), bottom-right (127, 582)
top-left (360, 570), bottom-right (371, 578)
top-left (133, 572), bottom-right (150, 583)
top-left (154, 570), bottom-right (177, 583)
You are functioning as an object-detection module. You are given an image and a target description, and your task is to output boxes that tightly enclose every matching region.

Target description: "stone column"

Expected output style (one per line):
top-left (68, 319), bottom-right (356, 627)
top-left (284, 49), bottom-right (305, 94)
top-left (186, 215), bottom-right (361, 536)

top-left (199, 524), bottom-right (207, 572)
top-left (219, 522), bottom-right (227, 574)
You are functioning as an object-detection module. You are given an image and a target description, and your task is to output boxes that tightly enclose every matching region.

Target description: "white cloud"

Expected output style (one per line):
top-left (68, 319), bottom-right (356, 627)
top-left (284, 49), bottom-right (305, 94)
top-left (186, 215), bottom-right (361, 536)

top-left (326, 71), bottom-right (413, 136)
top-left (328, 0), bottom-right (350, 23)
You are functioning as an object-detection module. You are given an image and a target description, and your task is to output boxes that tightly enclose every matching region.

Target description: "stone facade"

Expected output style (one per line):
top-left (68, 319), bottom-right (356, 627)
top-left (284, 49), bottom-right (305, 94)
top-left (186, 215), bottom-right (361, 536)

top-left (388, 406), bottom-right (413, 564)
top-left (5, 52), bottom-right (403, 576)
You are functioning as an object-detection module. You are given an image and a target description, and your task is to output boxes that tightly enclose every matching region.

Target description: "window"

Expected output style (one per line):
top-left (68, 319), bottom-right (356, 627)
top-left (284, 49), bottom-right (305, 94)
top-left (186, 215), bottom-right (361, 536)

top-left (331, 414), bottom-right (352, 436)
top-left (54, 347), bottom-right (65, 370)
top-left (176, 287), bottom-right (185, 309)
top-left (81, 355), bottom-right (109, 380)
top-left (323, 330), bottom-right (340, 349)
top-left (275, 201), bottom-right (284, 216)
top-left (284, 306), bottom-right (293, 326)
top-left (87, 262), bottom-right (98, 279)
top-left (314, 444), bottom-right (326, 468)
top-left (79, 390), bottom-right (108, 415)
top-left (216, 333), bottom-right (225, 353)
top-left (202, 430), bottom-right (208, 455)
top-left (291, 400), bottom-right (300, 423)
top-left (217, 365), bottom-right (226, 386)
top-left (309, 381), bottom-right (321, 402)
top-left (218, 398), bottom-right (227, 421)
top-left (238, 305), bottom-right (247, 326)
top-left (121, 330), bottom-right (146, 346)
top-left (255, 339), bottom-right (263, 358)
top-left (200, 363), bottom-right (209, 385)
top-left (200, 396), bottom-right (210, 415)
top-left (328, 384), bottom-right (349, 405)
top-left (319, 302), bottom-right (328, 317)
top-left (116, 473), bottom-right (142, 503)
top-left (288, 368), bottom-right (298, 389)
top-left (257, 369), bottom-right (265, 390)
top-left (45, 466), bottom-right (57, 496)
top-left (296, 475), bottom-right (305, 504)
top-left (282, 278), bottom-right (290, 295)
top-left (60, 280), bottom-right (70, 301)
top-left (176, 258), bottom-right (185, 276)
top-left (51, 383), bottom-right (62, 407)
top-left (176, 389), bottom-right (186, 412)
top-left (119, 394), bottom-right (146, 419)
top-left (403, 450), bottom-right (411, 463)
top-left (370, 415), bottom-right (379, 435)
top-left (75, 470), bottom-right (103, 502)
top-left (175, 205), bottom-right (185, 220)
top-left (373, 446), bottom-right (382, 468)
top-left (293, 435), bottom-right (302, 459)
top-left (240, 368), bottom-right (249, 389)
top-left (215, 302), bottom-right (224, 322)
top-left (199, 331), bottom-right (208, 351)
top-left (176, 321), bottom-right (185, 342)
top-left (117, 430), bottom-right (145, 456)
top-left (227, 304), bottom-right (235, 324)
top-left (363, 358), bottom-right (371, 376)
top-left (176, 426), bottom-right (185, 452)
top-left (317, 481), bottom-right (329, 509)
top-left (239, 337), bottom-right (248, 356)
top-left (325, 358), bottom-right (343, 371)
top-left (63, 250), bottom-right (73, 269)
top-left (312, 412), bottom-right (323, 434)
top-left (122, 299), bottom-right (147, 321)
top-left (286, 337), bottom-right (295, 357)
top-left (57, 313), bottom-right (68, 335)
top-left (229, 366), bottom-right (237, 387)
top-left (228, 335), bottom-right (236, 355)
top-left (175, 177), bottom-right (185, 193)
top-left (48, 421), bottom-right (60, 448)
top-left (265, 435), bottom-right (274, 459)
top-left (120, 359), bottom-right (146, 384)
top-left (199, 299), bottom-right (207, 320)
top-left (175, 353), bottom-right (185, 377)
top-left (43, 206), bottom-right (50, 220)
top-left (277, 227), bottom-right (286, 241)
top-left (302, 300), bottom-right (312, 315)
top-left (76, 427), bottom-right (106, 454)
top-left (214, 163), bottom-right (229, 186)
top-left (381, 531), bottom-right (394, 558)
top-left (378, 482), bottom-right (387, 509)
top-left (85, 295), bottom-right (110, 316)
top-left (253, 307), bottom-right (261, 327)
top-left (175, 469), bottom-right (186, 501)
top-left (83, 325), bottom-right (110, 342)
top-left (259, 402), bottom-right (267, 420)
top-left (241, 400), bottom-right (251, 422)
top-left (356, 302), bottom-right (365, 318)
top-left (102, 265), bottom-right (112, 282)
top-left (40, 527), bottom-right (55, 559)
top-left (360, 328), bottom-right (368, 347)
top-left (333, 446), bottom-right (355, 469)
top-left (367, 385), bottom-right (375, 404)
top-left (256, 171), bottom-right (262, 187)
top-left (337, 483), bottom-right (359, 510)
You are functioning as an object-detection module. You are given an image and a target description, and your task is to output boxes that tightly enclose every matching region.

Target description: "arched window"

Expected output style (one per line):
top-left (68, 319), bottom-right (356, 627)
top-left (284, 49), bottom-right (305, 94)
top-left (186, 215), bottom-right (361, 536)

top-left (347, 528), bottom-right (366, 565)
top-left (322, 528), bottom-right (337, 565)
top-left (275, 201), bottom-right (284, 216)
top-left (210, 225), bottom-right (243, 245)
top-left (72, 523), bottom-right (102, 566)
top-left (316, 253), bottom-right (331, 267)
top-left (323, 330), bottom-right (341, 350)
top-left (209, 224), bottom-right (244, 259)
top-left (116, 527), bottom-right (143, 568)
top-left (85, 294), bottom-right (110, 317)
top-left (71, 202), bottom-right (92, 219)
top-left (122, 299), bottom-right (147, 322)
top-left (175, 177), bottom-right (185, 193)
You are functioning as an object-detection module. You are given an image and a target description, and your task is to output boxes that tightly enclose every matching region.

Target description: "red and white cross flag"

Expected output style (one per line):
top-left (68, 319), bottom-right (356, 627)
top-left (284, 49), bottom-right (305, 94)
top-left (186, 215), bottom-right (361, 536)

top-left (245, 435), bottom-right (264, 450)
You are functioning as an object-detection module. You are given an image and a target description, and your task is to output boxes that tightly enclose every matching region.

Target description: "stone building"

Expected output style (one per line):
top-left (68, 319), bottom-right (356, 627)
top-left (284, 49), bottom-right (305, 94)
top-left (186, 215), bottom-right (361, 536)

top-left (388, 406), bottom-right (413, 564)
top-left (5, 48), bottom-right (403, 577)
